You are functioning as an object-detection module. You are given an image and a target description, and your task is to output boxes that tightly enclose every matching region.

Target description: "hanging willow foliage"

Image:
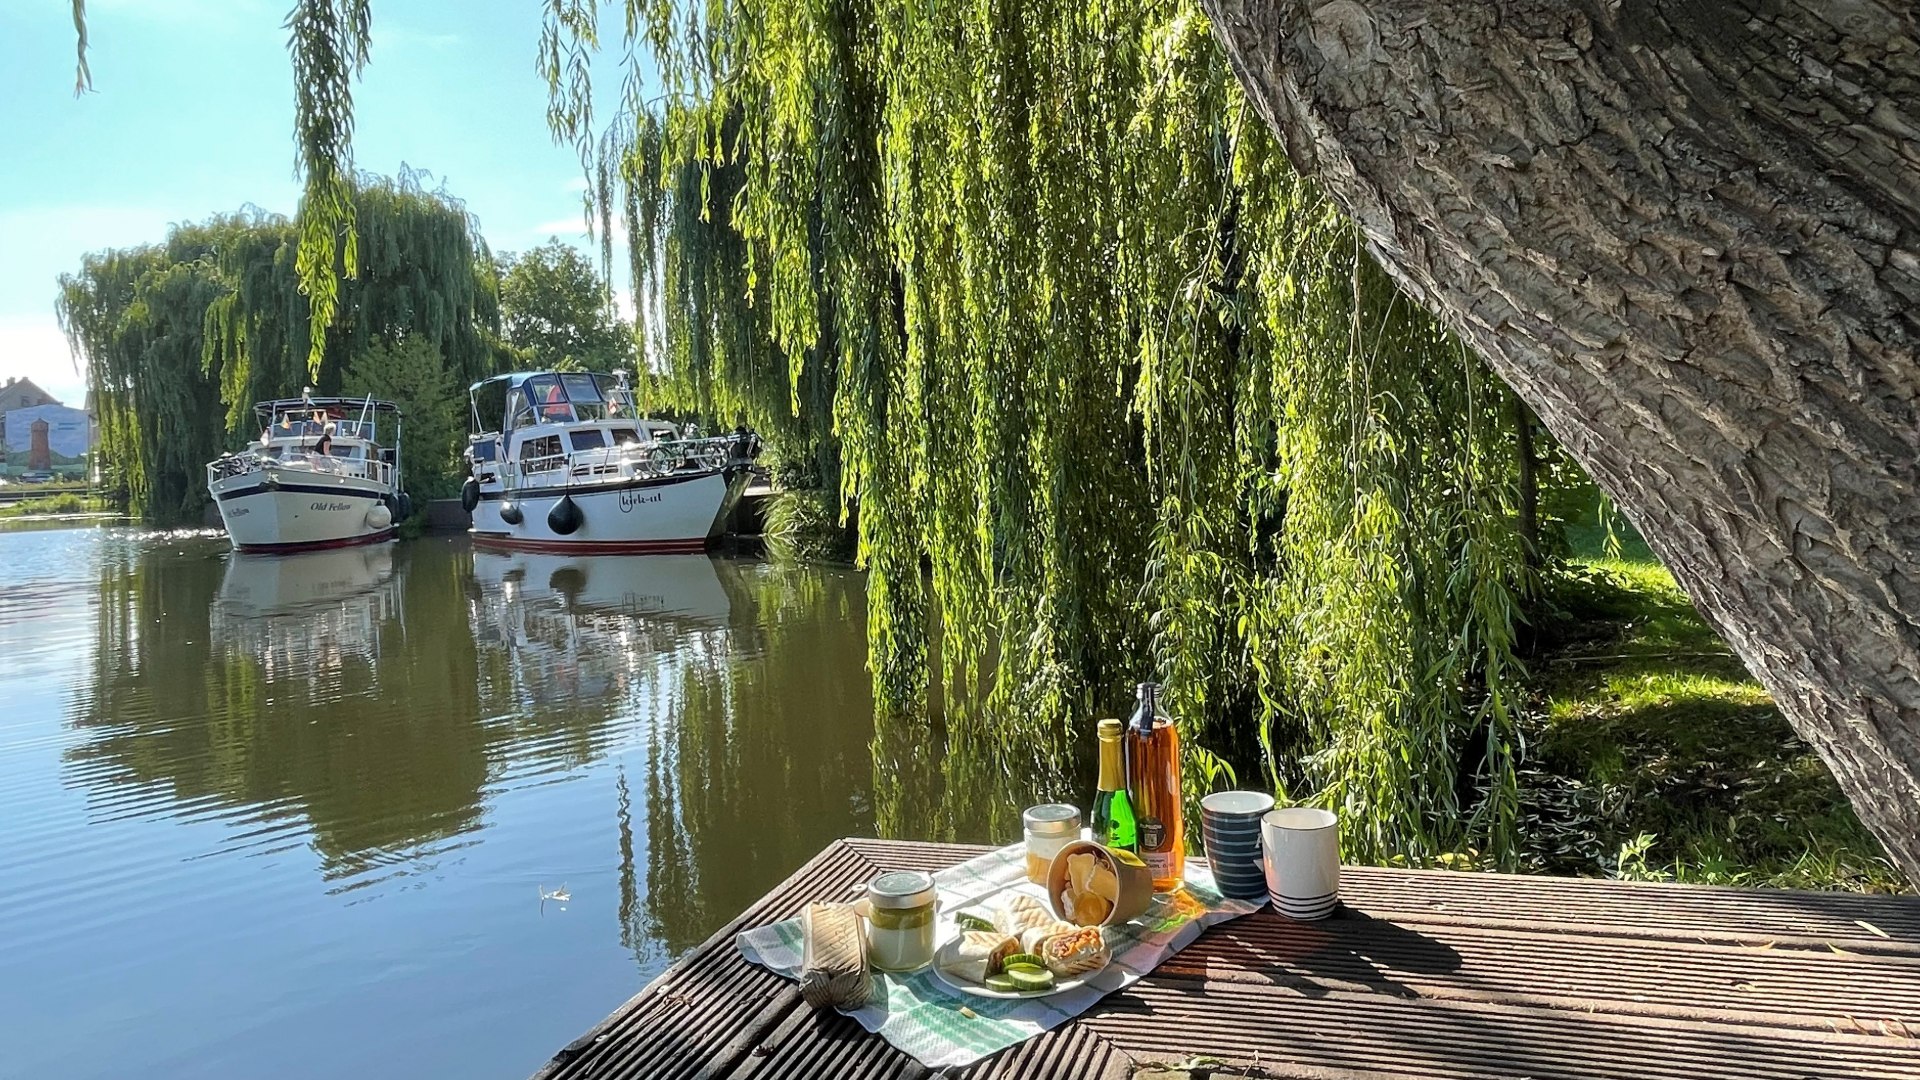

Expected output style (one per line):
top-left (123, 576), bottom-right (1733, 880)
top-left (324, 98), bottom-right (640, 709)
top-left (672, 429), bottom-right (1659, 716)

top-left (548, 0), bottom-right (1538, 861)
top-left (59, 173), bottom-right (502, 523)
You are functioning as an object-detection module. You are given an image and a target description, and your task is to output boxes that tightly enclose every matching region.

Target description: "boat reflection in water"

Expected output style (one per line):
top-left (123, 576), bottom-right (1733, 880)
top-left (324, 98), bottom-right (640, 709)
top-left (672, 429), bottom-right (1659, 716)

top-left (212, 544), bottom-right (402, 679)
top-left (46, 528), bottom-right (881, 1076)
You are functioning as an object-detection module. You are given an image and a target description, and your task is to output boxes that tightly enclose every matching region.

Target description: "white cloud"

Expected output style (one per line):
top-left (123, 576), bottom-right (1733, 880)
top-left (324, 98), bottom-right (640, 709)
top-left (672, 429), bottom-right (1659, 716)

top-left (0, 315), bottom-right (87, 408)
top-left (529, 216), bottom-right (629, 246)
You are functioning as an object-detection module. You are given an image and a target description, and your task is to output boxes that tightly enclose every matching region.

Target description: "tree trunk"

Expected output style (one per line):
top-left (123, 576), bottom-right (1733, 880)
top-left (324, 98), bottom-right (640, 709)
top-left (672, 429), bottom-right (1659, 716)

top-left (1202, 0), bottom-right (1920, 882)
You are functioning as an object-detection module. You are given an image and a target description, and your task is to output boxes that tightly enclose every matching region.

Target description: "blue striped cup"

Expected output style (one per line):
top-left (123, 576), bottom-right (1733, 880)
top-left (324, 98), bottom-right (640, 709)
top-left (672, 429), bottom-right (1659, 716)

top-left (1201, 790), bottom-right (1276, 900)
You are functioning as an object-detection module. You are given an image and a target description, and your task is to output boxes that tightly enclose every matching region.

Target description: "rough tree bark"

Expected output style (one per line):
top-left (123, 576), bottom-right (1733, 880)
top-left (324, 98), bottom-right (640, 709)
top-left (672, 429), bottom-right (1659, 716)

top-left (1202, 0), bottom-right (1920, 881)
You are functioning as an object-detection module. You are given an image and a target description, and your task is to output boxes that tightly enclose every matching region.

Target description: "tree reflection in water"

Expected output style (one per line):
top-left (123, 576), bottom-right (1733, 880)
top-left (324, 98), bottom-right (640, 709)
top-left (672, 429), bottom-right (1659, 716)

top-left (66, 532), bottom-right (1097, 967)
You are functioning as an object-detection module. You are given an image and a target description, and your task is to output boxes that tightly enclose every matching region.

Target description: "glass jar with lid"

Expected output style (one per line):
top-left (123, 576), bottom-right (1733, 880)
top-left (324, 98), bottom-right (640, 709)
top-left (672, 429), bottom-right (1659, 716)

top-left (1023, 803), bottom-right (1083, 884)
top-left (861, 870), bottom-right (939, 972)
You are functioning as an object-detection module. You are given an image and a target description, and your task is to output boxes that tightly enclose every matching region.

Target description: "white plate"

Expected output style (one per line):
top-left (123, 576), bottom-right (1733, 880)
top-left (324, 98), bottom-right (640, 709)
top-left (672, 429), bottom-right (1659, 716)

top-left (929, 935), bottom-right (1106, 1000)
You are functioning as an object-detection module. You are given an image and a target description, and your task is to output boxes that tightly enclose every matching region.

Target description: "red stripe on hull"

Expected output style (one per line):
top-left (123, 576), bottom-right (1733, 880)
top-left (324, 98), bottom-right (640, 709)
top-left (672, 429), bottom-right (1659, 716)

top-left (233, 528), bottom-right (397, 554)
top-left (468, 533), bottom-right (712, 555)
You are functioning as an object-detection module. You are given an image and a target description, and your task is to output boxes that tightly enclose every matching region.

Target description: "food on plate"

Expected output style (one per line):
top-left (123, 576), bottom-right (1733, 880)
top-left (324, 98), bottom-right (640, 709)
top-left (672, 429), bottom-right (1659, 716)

top-left (1002, 951), bottom-right (1045, 970)
top-left (995, 893), bottom-right (1056, 937)
top-left (1006, 965), bottom-right (1056, 991)
top-left (1039, 926), bottom-right (1108, 977)
top-left (937, 930), bottom-right (1018, 983)
top-left (953, 907), bottom-right (998, 933)
top-left (983, 972), bottom-right (1017, 992)
top-left (1017, 920), bottom-right (1080, 954)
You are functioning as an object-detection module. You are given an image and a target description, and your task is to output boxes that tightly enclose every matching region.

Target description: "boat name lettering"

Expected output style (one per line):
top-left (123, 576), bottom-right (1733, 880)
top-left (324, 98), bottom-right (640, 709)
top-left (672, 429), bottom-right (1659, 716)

top-left (618, 488), bottom-right (663, 513)
top-left (310, 500), bottom-right (354, 512)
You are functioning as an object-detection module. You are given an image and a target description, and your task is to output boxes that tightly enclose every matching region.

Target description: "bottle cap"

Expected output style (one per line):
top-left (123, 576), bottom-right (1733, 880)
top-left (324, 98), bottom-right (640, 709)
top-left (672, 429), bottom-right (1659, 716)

top-left (1022, 803), bottom-right (1081, 837)
top-left (866, 870), bottom-right (937, 910)
top-left (1097, 718), bottom-right (1122, 740)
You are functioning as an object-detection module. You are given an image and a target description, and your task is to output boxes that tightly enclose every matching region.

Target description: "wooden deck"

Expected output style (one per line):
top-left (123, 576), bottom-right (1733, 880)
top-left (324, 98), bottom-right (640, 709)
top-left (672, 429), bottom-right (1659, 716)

top-left (534, 839), bottom-right (1920, 1079)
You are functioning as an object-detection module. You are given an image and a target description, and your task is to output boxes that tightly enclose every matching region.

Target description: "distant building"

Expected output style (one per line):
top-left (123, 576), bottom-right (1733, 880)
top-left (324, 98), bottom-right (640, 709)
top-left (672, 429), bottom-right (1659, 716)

top-left (0, 376), bottom-right (57, 413)
top-left (3, 403), bottom-right (93, 463)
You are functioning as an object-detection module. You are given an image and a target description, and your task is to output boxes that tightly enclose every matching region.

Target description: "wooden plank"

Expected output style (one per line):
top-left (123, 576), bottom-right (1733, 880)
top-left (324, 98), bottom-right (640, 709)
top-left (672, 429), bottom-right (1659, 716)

top-left (537, 839), bottom-right (1920, 1080)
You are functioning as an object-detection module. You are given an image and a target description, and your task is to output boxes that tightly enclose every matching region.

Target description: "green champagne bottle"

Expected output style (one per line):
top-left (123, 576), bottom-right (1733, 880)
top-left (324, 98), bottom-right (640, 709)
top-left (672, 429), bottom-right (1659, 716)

top-left (1091, 718), bottom-right (1137, 850)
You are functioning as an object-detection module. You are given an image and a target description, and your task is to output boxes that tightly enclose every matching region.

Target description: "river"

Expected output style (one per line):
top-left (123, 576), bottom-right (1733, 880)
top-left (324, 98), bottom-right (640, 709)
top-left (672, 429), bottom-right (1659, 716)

top-left (0, 523), bottom-right (1043, 1079)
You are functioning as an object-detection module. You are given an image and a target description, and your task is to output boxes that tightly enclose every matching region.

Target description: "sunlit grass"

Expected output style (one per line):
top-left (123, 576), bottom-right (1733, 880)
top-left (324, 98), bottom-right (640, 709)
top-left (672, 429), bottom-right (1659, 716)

top-left (1523, 518), bottom-right (1907, 892)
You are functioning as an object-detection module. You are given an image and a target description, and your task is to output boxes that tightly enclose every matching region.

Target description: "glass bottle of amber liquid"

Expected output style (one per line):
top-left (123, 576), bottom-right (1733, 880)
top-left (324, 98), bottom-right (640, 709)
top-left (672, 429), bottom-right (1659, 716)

top-left (1124, 681), bottom-right (1185, 890)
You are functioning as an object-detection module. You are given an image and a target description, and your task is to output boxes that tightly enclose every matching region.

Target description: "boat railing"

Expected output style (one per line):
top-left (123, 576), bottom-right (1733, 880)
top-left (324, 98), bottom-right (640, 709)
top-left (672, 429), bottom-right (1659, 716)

top-left (207, 449), bottom-right (393, 490)
top-left (510, 436), bottom-right (745, 489)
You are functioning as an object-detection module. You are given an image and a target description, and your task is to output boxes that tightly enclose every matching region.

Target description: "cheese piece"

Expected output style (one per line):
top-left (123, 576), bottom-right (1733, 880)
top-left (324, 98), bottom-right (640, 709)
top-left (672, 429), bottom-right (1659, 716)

top-left (1066, 851), bottom-right (1097, 893)
top-left (1088, 858), bottom-right (1119, 902)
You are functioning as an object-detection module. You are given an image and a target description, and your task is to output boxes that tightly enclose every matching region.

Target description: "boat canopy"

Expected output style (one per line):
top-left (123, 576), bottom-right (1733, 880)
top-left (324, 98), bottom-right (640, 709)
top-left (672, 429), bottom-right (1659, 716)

top-left (468, 371), bottom-right (638, 432)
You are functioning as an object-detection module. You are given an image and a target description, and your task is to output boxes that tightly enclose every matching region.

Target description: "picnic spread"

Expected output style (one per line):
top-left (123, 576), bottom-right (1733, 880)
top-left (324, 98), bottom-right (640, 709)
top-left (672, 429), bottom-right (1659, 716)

top-left (737, 843), bottom-right (1261, 1068)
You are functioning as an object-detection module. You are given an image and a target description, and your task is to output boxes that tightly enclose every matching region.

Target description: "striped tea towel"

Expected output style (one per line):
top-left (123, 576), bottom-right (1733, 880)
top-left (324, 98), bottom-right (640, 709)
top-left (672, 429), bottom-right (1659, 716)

top-left (736, 843), bottom-right (1262, 1069)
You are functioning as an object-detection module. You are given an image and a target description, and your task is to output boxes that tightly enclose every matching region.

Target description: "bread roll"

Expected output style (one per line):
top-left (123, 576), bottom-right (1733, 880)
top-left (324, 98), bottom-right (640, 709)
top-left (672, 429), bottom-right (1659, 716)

top-left (799, 902), bottom-right (871, 1009)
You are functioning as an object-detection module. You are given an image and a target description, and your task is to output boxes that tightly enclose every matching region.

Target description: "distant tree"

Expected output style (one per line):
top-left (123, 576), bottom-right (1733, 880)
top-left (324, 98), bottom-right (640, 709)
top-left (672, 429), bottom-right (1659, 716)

top-left (498, 239), bottom-right (630, 372)
top-left (342, 337), bottom-right (464, 500)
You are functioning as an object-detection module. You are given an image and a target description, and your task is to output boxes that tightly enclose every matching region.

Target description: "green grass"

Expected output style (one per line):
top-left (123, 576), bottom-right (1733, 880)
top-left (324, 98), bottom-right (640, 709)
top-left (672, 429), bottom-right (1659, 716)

top-left (0, 492), bottom-right (109, 517)
top-left (1521, 514), bottom-right (1907, 892)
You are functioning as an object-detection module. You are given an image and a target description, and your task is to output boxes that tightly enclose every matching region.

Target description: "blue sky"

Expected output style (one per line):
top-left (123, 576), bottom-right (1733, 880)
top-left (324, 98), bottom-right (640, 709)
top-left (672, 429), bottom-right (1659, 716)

top-left (0, 0), bottom-right (635, 405)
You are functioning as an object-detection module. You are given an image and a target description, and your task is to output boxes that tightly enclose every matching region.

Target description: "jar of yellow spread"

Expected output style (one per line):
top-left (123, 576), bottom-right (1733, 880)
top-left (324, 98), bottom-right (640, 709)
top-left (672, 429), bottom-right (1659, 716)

top-left (863, 871), bottom-right (938, 972)
top-left (1022, 803), bottom-right (1082, 885)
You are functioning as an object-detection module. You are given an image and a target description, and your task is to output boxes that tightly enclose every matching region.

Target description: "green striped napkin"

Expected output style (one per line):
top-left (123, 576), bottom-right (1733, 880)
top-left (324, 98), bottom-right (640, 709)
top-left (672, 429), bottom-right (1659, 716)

top-left (736, 844), bottom-right (1261, 1068)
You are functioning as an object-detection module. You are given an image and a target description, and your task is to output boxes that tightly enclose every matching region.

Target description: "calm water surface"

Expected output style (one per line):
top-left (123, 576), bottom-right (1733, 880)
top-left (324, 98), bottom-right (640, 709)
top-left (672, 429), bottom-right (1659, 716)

top-left (0, 524), bottom-right (1011, 1079)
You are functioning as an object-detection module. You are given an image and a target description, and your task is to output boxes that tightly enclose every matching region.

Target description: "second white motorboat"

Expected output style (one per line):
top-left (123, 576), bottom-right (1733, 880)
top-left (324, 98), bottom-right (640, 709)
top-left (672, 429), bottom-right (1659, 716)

top-left (460, 371), bottom-right (759, 555)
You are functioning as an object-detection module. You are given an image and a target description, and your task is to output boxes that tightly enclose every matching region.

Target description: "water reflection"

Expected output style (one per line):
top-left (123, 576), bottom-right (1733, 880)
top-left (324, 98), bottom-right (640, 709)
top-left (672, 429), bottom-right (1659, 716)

top-left (60, 534), bottom-right (882, 950)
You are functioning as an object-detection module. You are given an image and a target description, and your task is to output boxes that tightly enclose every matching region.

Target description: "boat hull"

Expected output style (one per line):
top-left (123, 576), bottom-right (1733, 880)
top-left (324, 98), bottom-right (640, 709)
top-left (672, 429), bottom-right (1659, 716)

top-left (211, 471), bottom-right (396, 553)
top-left (470, 469), bottom-right (741, 554)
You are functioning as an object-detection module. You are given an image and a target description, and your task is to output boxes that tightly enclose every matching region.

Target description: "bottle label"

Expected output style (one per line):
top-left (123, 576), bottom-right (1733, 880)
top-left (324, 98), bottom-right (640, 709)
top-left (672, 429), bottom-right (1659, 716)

top-left (1138, 816), bottom-right (1165, 851)
top-left (1143, 850), bottom-right (1174, 878)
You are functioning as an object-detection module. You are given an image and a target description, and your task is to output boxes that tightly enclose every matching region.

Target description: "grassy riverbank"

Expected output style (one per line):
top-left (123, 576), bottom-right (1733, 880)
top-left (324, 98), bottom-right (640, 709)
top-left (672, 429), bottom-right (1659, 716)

top-left (0, 492), bottom-right (109, 517)
top-left (1521, 519), bottom-right (1906, 892)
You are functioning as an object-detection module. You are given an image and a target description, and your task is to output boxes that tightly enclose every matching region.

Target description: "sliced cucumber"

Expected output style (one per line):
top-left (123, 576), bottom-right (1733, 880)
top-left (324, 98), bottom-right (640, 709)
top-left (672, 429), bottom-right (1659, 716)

top-left (1002, 952), bottom-right (1044, 970)
top-left (1004, 962), bottom-right (1046, 976)
top-left (983, 973), bottom-right (1018, 992)
top-left (954, 912), bottom-right (997, 932)
top-left (1006, 967), bottom-right (1055, 992)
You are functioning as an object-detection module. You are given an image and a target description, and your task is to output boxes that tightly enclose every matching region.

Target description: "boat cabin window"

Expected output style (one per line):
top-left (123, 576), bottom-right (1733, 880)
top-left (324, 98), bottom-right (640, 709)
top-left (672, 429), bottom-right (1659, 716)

top-left (506, 387), bottom-right (535, 431)
top-left (527, 375), bottom-right (571, 422)
top-left (569, 429), bottom-right (607, 452)
top-left (609, 426), bottom-right (642, 447)
top-left (647, 424), bottom-right (679, 441)
top-left (561, 373), bottom-right (618, 421)
top-left (519, 434), bottom-right (564, 472)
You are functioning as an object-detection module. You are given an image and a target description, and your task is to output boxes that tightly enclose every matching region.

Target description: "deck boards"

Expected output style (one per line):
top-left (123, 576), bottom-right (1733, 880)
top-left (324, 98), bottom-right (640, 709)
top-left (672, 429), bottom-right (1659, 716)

top-left (535, 840), bottom-right (1920, 1080)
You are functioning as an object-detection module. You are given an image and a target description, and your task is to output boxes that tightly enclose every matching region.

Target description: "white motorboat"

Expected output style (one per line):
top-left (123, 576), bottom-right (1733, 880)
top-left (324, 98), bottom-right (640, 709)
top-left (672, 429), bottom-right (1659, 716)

top-left (206, 395), bottom-right (407, 553)
top-left (460, 371), bottom-right (758, 554)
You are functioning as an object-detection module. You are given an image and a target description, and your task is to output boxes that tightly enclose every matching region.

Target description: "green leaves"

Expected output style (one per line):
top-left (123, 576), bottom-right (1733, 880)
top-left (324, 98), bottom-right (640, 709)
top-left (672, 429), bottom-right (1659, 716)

top-left (573, 0), bottom-right (1540, 865)
top-left (287, 0), bottom-right (374, 375)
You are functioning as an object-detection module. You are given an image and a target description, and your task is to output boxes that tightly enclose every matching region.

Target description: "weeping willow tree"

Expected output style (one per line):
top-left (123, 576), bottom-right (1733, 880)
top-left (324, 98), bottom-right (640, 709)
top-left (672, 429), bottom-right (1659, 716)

top-left (537, 0), bottom-right (1538, 862)
top-left (59, 172), bottom-right (501, 522)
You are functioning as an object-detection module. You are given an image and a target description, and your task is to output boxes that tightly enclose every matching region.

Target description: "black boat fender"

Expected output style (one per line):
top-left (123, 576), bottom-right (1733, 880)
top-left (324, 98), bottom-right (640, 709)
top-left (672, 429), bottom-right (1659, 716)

top-left (460, 477), bottom-right (480, 512)
top-left (548, 493), bottom-right (583, 536)
top-left (500, 501), bottom-right (523, 525)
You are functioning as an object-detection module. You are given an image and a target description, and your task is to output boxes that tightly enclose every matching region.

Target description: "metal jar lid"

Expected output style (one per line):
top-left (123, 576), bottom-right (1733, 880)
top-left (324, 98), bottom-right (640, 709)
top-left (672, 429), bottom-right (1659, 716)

top-left (1022, 803), bottom-right (1082, 838)
top-left (866, 870), bottom-right (937, 910)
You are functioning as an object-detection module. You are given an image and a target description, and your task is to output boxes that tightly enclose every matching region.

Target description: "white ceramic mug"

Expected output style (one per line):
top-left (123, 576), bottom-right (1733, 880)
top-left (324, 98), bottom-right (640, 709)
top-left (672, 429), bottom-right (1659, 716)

top-left (1261, 807), bottom-right (1339, 920)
